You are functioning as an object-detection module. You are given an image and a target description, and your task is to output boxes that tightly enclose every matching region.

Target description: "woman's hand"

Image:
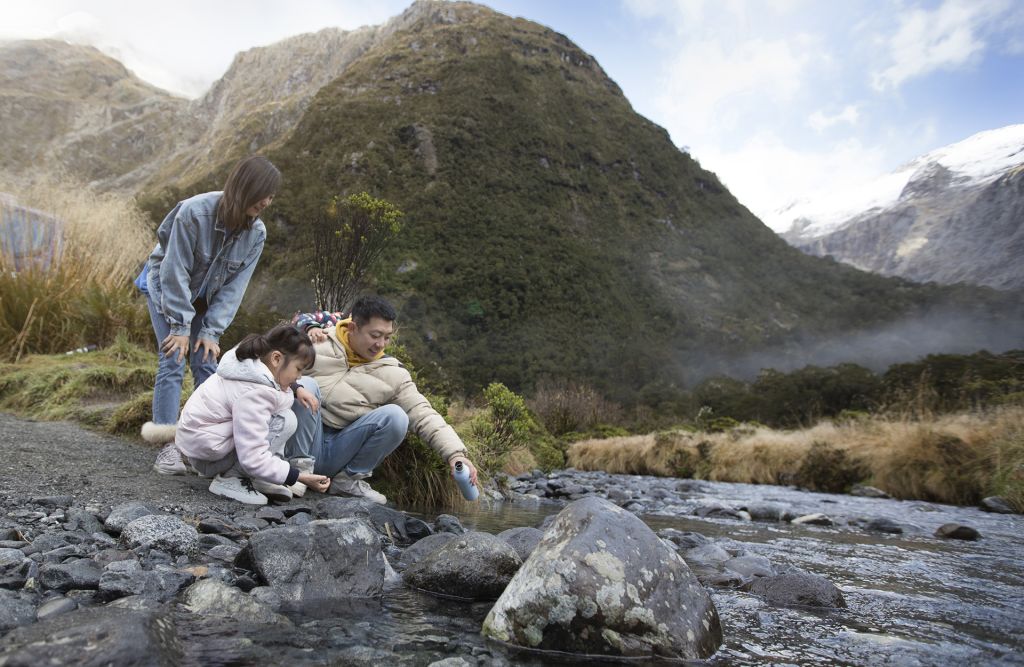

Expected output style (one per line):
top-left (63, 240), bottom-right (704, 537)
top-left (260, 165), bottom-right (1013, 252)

top-left (307, 328), bottom-right (328, 344)
top-left (298, 472), bottom-right (330, 493)
top-left (295, 385), bottom-right (320, 413)
top-left (194, 338), bottom-right (220, 364)
top-left (449, 455), bottom-right (479, 485)
top-left (160, 334), bottom-right (190, 363)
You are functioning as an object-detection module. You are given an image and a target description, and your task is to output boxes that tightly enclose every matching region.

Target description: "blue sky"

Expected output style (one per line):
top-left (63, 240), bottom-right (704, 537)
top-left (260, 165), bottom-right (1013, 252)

top-left (4, 0), bottom-right (1023, 230)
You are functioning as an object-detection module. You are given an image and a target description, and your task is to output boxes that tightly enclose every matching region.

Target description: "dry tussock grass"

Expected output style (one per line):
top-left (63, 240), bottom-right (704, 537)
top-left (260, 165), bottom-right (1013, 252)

top-left (568, 407), bottom-right (1024, 507)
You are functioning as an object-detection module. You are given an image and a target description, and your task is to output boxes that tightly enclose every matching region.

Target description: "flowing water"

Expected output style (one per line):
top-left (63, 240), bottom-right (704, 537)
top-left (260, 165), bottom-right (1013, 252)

top-left (182, 474), bottom-right (1024, 666)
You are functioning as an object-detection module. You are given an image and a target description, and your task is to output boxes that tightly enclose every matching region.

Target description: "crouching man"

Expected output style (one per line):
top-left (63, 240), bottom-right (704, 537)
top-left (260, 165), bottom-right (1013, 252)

top-left (285, 295), bottom-right (478, 504)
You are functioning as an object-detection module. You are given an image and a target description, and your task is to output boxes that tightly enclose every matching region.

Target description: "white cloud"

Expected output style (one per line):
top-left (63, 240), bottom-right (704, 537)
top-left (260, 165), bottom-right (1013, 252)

top-left (872, 0), bottom-right (1010, 91)
top-left (808, 104), bottom-right (860, 132)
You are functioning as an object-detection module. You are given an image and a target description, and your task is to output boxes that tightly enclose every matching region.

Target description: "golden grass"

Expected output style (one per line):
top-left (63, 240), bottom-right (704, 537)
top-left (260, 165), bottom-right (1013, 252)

top-left (568, 407), bottom-right (1024, 509)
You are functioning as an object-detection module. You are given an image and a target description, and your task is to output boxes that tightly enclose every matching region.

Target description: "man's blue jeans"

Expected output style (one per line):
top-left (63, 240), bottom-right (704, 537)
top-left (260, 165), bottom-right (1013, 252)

top-left (286, 377), bottom-right (408, 478)
top-left (146, 294), bottom-right (217, 424)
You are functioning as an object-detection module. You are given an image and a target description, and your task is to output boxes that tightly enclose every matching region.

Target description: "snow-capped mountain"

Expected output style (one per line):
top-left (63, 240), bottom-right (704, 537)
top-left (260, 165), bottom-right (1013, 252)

top-left (778, 124), bottom-right (1024, 290)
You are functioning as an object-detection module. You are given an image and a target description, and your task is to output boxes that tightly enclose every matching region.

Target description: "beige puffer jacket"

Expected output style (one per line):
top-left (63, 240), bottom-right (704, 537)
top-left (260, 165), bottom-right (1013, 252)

top-left (307, 327), bottom-right (468, 462)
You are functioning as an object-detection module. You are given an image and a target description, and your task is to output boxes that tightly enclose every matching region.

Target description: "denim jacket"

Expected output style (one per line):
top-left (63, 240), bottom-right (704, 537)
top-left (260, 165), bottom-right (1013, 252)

top-left (145, 191), bottom-right (266, 343)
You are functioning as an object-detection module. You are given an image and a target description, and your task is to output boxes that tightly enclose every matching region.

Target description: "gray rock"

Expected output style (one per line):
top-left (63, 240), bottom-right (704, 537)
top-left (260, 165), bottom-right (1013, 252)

top-left (657, 529), bottom-right (710, 551)
top-left (850, 485), bottom-right (890, 498)
top-left (207, 544), bottom-right (242, 563)
top-left (287, 512), bottom-right (312, 526)
top-left (483, 496), bottom-right (722, 660)
top-left (63, 509), bottom-right (106, 534)
top-left (317, 497), bottom-right (431, 545)
top-left (236, 519), bottom-right (385, 605)
top-left (497, 527), bottom-right (544, 561)
top-left (694, 504), bottom-right (748, 521)
top-left (98, 560), bottom-right (194, 602)
top-left (255, 507), bottom-right (286, 523)
top-left (197, 516), bottom-right (243, 537)
top-left (39, 558), bottom-right (103, 592)
top-left (723, 555), bottom-right (776, 579)
top-left (747, 571), bottom-right (847, 608)
top-left (103, 502), bottom-right (159, 536)
top-left (791, 513), bottom-right (834, 526)
top-left (865, 518), bottom-right (904, 534)
top-left (0, 589), bottom-right (37, 632)
top-left (107, 595), bottom-right (163, 611)
top-left (745, 503), bottom-right (789, 521)
top-left (36, 596), bottom-right (77, 620)
top-left (434, 514), bottom-right (467, 535)
top-left (119, 514), bottom-right (199, 556)
top-left (398, 532), bottom-right (457, 571)
top-left (31, 495), bottom-right (73, 509)
top-left (934, 523), bottom-right (981, 541)
top-left (404, 532), bottom-right (521, 600)
top-left (249, 586), bottom-right (283, 611)
top-left (0, 607), bottom-right (183, 663)
top-left (198, 534), bottom-right (239, 550)
top-left (606, 488), bottom-right (632, 503)
top-left (234, 517), bottom-right (270, 532)
top-left (980, 497), bottom-right (1016, 514)
top-left (428, 658), bottom-right (475, 667)
top-left (0, 550), bottom-right (36, 590)
top-left (181, 579), bottom-right (288, 624)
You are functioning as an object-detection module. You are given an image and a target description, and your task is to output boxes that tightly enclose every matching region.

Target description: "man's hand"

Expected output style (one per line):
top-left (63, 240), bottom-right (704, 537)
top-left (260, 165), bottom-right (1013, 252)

top-left (449, 455), bottom-right (479, 485)
top-left (307, 328), bottom-right (328, 344)
top-left (295, 385), bottom-right (320, 413)
top-left (194, 338), bottom-right (220, 364)
top-left (298, 472), bottom-right (330, 493)
top-left (160, 334), bottom-right (190, 363)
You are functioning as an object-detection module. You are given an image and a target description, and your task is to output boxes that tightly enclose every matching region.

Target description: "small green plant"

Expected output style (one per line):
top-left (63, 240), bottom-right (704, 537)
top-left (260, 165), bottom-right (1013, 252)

top-left (466, 382), bottom-right (536, 474)
top-left (308, 192), bottom-right (403, 312)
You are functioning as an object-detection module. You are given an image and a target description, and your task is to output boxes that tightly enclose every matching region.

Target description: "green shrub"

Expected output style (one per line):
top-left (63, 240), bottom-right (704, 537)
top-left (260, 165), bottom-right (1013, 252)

top-left (465, 382), bottom-right (536, 474)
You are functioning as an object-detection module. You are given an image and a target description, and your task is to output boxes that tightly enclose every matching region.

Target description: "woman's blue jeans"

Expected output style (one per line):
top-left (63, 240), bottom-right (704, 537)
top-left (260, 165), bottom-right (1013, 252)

top-left (146, 294), bottom-right (217, 425)
top-left (285, 377), bottom-right (408, 478)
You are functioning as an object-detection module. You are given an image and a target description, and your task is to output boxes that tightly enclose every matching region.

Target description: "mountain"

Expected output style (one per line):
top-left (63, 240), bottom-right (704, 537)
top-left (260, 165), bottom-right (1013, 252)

top-left (778, 125), bottom-right (1024, 290)
top-left (3, 2), bottom-right (1020, 402)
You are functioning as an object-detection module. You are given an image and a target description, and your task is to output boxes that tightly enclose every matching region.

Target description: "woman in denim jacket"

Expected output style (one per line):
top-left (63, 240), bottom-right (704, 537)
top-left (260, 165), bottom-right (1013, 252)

top-left (138, 155), bottom-right (281, 475)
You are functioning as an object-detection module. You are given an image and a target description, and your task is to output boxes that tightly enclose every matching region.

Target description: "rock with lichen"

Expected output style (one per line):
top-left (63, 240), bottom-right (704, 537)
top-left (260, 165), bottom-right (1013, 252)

top-left (482, 496), bottom-right (722, 660)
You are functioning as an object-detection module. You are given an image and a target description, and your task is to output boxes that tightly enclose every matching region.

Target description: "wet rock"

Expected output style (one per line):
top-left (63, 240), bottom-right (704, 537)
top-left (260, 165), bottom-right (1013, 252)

top-left (398, 532), bottom-right (457, 571)
top-left (120, 514), bottom-right (199, 556)
top-left (935, 523), bottom-right (981, 541)
top-left (850, 485), bottom-right (890, 499)
top-left (36, 596), bottom-right (77, 620)
top-left (657, 528), bottom-right (710, 551)
top-left (791, 513), bottom-right (834, 527)
top-left (317, 497), bottom-right (432, 545)
top-left (497, 527), bottom-right (544, 561)
top-left (250, 586), bottom-right (283, 611)
top-left (428, 658), bottom-right (475, 667)
top-left (103, 502), bottom-right (159, 536)
top-left (181, 579), bottom-right (288, 624)
top-left (0, 607), bottom-right (183, 663)
top-left (745, 503), bottom-right (791, 522)
top-left (97, 560), bottom-right (194, 602)
top-left (236, 519), bottom-right (385, 604)
top-left (864, 518), bottom-right (904, 534)
top-left (63, 509), bottom-right (106, 534)
top-left (107, 595), bottom-right (162, 611)
top-left (980, 497), bottom-right (1016, 514)
top-left (404, 531), bottom-right (521, 600)
top-left (38, 558), bottom-right (102, 592)
top-left (483, 496), bottom-right (722, 660)
top-left (606, 488), bottom-right (632, 503)
top-left (747, 571), bottom-right (847, 608)
top-left (0, 589), bottom-right (36, 632)
top-left (434, 514), bottom-right (466, 535)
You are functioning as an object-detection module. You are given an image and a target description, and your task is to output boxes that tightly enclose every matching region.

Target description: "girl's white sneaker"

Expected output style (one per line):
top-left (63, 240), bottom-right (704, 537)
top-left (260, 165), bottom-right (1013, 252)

top-left (209, 475), bottom-right (268, 505)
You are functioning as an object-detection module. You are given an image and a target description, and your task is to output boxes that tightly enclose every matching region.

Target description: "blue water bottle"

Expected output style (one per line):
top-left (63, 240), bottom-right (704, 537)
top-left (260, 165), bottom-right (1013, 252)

top-left (453, 461), bottom-right (479, 501)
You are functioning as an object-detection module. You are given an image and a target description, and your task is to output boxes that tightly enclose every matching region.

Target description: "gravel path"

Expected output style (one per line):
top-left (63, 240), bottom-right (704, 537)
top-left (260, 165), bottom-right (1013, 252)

top-left (0, 412), bottom-right (251, 514)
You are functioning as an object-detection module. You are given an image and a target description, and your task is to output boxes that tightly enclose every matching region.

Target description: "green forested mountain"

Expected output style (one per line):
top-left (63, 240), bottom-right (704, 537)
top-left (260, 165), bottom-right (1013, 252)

top-left (140, 1), bottom-right (1017, 401)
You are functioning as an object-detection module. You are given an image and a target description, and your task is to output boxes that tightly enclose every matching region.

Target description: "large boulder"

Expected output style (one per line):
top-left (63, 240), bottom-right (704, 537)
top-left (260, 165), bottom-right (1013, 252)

top-left (235, 519), bottom-right (385, 605)
top-left (181, 579), bottom-right (288, 625)
top-left (403, 532), bottom-right (522, 600)
top-left (316, 497), bottom-right (432, 545)
top-left (397, 532), bottom-right (457, 571)
top-left (0, 607), bottom-right (183, 664)
top-left (482, 497), bottom-right (722, 660)
top-left (498, 527), bottom-right (544, 561)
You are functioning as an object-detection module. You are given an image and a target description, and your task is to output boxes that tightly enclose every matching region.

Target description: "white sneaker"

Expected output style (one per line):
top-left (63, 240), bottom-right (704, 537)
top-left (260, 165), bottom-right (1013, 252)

top-left (153, 443), bottom-right (186, 476)
top-left (331, 472), bottom-right (387, 505)
top-left (252, 478), bottom-right (293, 503)
top-left (209, 475), bottom-right (267, 505)
top-left (288, 458), bottom-right (315, 497)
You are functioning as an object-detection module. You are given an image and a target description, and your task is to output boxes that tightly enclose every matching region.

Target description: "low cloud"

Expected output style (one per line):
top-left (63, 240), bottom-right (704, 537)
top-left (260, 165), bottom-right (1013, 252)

top-left (808, 105), bottom-right (860, 132)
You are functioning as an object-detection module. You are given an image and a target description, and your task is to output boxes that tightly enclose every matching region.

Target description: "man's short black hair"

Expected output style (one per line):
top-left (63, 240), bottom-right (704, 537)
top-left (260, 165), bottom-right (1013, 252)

top-left (350, 295), bottom-right (397, 326)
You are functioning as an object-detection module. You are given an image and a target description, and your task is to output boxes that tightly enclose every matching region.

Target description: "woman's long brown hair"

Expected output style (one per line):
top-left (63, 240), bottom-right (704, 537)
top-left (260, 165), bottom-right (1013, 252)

top-left (218, 155), bottom-right (282, 232)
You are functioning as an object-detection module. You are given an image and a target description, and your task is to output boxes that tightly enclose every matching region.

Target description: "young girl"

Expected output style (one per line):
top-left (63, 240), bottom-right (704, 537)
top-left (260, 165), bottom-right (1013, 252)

top-left (174, 324), bottom-right (331, 505)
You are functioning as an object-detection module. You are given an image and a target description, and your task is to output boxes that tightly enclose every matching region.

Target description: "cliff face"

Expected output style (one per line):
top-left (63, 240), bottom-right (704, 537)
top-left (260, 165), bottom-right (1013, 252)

top-left (781, 125), bottom-right (1024, 291)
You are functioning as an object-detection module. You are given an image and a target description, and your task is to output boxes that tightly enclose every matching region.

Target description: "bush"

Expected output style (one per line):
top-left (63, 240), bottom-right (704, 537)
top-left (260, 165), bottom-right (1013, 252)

top-left (793, 441), bottom-right (868, 493)
top-left (465, 382), bottom-right (536, 474)
top-left (528, 380), bottom-right (623, 436)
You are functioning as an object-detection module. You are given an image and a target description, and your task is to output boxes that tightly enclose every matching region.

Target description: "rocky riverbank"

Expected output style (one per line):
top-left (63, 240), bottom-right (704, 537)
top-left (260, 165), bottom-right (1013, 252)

top-left (1, 414), bottom-right (1022, 665)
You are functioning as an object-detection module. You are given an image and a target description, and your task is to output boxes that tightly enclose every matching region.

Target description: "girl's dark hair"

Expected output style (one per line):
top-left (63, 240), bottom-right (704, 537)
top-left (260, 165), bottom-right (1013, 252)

top-left (236, 323), bottom-right (315, 369)
top-left (219, 155), bottom-right (282, 232)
